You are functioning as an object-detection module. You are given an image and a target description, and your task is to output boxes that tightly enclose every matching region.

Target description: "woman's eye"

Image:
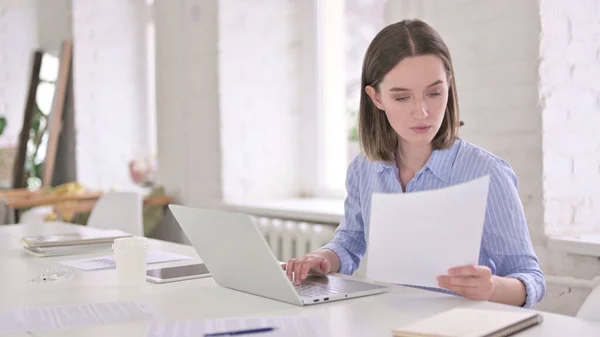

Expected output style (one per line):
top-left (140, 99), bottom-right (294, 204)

top-left (395, 96), bottom-right (410, 102)
top-left (427, 92), bottom-right (441, 97)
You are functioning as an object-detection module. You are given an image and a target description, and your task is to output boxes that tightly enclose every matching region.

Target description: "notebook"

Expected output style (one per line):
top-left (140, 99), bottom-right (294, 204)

top-left (392, 308), bottom-right (543, 337)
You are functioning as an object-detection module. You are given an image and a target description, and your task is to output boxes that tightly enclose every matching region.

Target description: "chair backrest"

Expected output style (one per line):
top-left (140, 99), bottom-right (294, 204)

top-left (87, 192), bottom-right (144, 236)
top-left (18, 206), bottom-right (53, 225)
top-left (577, 280), bottom-right (600, 321)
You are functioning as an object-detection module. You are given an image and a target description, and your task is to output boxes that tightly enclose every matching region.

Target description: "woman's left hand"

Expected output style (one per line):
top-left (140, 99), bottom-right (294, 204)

top-left (437, 265), bottom-right (495, 301)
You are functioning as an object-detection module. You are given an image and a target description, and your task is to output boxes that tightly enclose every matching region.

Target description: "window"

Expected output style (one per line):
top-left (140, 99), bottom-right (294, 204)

top-left (314, 0), bottom-right (386, 197)
top-left (145, 0), bottom-right (157, 159)
top-left (27, 53), bottom-right (60, 189)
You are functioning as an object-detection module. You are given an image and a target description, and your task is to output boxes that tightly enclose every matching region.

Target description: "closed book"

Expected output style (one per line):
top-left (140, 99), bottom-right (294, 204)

top-left (393, 308), bottom-right (543, 337)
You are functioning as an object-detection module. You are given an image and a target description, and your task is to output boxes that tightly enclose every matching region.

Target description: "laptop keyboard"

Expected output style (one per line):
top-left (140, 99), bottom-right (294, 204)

top-left (294, 282), bottom-right (343, 298)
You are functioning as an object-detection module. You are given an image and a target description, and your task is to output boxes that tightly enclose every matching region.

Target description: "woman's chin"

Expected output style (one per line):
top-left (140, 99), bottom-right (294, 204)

top-left (399, 134), bottom-right (435, 147)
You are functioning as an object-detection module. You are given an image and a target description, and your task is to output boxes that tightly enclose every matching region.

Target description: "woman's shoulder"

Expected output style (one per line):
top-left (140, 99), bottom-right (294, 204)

top-left (455, 139), bottom-right (517, 179)
top-left (347, 152), bottom-right (382, 176)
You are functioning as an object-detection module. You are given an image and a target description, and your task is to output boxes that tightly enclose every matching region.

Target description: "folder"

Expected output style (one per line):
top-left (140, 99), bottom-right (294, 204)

top-left (392, 308), bottom-right (543, 337)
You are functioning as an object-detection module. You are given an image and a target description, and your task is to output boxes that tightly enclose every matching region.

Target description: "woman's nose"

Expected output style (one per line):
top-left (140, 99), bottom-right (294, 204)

top-left (413, 98), bottom-right (429, 119)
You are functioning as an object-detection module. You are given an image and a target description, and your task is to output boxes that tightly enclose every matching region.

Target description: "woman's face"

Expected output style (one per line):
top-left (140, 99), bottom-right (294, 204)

top-left (366, 55), bottom-right (449, 148)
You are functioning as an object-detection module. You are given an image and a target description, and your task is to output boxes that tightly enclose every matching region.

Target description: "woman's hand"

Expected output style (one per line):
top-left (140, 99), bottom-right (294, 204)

top-left (283, 253), bottom-right (332, 286)
top-left (437, 265), bottom-right (495, 301)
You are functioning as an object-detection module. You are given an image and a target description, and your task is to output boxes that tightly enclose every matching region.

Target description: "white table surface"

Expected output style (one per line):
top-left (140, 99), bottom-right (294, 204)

top-left (1, 222), bottom-right (599, 337)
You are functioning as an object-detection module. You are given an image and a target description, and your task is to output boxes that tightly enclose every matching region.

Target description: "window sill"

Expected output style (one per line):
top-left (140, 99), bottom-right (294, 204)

top-left (221, 198), bottom-right (344, 224)
top-left (221, 199), bottom-right (600, 258)
top-left (547, 233), bottom-right (600, 257)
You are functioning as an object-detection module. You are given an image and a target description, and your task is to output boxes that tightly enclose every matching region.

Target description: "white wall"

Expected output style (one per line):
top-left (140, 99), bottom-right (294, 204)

top-left (36, 0), bottom-right (72, 56)
top-left (0, 0), bottom-right (38, 148)
top-left (72, 0), bottom-right (149, 190)
top-left (218, 0), bottom-right (309, 201)
top-left (154, 0), bottom-right (222, 209)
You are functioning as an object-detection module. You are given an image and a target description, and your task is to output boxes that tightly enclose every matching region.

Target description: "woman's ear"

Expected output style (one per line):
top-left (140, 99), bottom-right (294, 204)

top-left (365, 85), bottom-right (385, 111)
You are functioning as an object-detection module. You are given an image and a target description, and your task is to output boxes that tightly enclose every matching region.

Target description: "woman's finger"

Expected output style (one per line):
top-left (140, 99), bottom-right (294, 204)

top-left (293, 258), bottom-right (307, 285)
top-left (286, 259), bottom-right (296, 281)
top-left (437, 275), bottom-right (479, 288)
top-left (299, 261), bottom-right (314, 282)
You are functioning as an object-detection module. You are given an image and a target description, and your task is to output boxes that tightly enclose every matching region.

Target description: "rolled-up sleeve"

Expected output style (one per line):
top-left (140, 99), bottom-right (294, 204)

top-left (322, 157), bottom-right (367, 275)
top-left (483, 160), bottom-right (546, 308)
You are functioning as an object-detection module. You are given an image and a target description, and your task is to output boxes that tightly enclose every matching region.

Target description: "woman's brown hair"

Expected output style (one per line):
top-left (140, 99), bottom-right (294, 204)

top-left (359, 19), bottom-right (462, 162)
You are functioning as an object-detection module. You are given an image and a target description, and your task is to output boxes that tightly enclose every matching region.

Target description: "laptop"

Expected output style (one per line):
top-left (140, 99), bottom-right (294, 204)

top-left (169, 204), bottom-right (388, 306)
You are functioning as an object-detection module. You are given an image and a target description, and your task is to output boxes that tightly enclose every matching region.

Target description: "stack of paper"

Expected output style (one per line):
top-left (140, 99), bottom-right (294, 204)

top-left (0, 300), bottom-right (156, 335)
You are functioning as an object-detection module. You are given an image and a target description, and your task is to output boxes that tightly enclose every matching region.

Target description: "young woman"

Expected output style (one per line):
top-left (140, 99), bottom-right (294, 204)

top-left (284, 19), bottom-right (545, 308)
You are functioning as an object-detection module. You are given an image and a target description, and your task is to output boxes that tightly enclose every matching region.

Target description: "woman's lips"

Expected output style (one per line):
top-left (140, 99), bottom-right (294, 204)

top-left (410, 125), bottom-right (432, 133)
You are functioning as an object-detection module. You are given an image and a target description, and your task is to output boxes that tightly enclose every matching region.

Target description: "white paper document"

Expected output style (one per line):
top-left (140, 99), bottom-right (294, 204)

top-left (366, 175), bottom-right (490, 288)
top-left (59, 251), bottom-right (192, 271)
top-left (146, 316), bottom-right (327, 337)
top-left (0, 300), bottom-right (155, 336)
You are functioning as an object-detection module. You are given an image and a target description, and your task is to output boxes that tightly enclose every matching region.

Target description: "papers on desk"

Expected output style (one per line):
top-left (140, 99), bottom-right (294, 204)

top-left (59, 251), bottom-right (193, 271)
top-left (146, 316), bottom-right (328, 337)
top-left (366, 175), bottom-right (490, 288)
top-left (0, 300), bottom-right (155, 336)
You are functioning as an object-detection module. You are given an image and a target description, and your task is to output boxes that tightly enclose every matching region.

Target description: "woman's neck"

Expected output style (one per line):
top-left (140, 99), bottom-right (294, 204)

top-left (395, 142), bottom-right (433, 174)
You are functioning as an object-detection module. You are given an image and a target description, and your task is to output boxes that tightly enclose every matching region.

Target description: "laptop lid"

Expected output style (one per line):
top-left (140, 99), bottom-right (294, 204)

top-left (169, 204), bottom-right (303, 306)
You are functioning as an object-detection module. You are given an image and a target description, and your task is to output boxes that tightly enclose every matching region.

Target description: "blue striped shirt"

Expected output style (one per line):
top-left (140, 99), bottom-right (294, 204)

top-left (322, 138), bottom-right (546, 308)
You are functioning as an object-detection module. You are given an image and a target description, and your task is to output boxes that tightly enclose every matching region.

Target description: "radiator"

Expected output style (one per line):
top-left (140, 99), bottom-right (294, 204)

top-left (255, 217), bottom-right (337, 262)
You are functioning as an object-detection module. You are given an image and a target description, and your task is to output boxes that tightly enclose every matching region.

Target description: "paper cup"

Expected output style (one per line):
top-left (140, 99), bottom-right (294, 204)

top-left (113, 237), bottom-right (149, 286)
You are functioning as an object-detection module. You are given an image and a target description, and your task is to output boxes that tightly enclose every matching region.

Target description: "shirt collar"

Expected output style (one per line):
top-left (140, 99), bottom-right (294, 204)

top-left (375, 138), bottom-right (462, 182)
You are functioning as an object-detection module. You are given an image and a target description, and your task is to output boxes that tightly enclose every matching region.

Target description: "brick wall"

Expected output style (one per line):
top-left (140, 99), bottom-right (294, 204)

top-left (218, 0), bottom-right (308, 200)
top-left (539, 0), bottom-right (600, 236)
top-left (72, 0), bottom-right (149, 190)
top-left (536, 0), bottom-right (600, 316)
top-left (0, 0), bottom-right (38, 148)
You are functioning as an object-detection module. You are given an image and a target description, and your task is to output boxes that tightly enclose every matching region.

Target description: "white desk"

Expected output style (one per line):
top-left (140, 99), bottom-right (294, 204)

top-left (1, 223), bottom-right (599, 337)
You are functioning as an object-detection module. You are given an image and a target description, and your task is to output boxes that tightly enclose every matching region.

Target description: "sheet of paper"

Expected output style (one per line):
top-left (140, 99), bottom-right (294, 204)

top-left (0, 309), bottom-right (27, 336)
top-left (0, 300), bottom-right (155, 335)
top-left (146, 316), bottom-right (328, 337)
top-left (366, 175), bottom-right (490, 288)
top-left (59, 251), bottom-right (192, 271)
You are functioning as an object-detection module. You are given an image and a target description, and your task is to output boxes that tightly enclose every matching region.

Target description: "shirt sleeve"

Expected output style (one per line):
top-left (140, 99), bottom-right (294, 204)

top-left (482, 160), bottom-right (547, 308)
top-left (321, 156), bottom-right (367, 275)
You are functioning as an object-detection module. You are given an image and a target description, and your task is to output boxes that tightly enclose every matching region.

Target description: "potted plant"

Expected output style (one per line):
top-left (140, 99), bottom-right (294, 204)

top-left (0, 115), bottom-right (7, 164)
top-left (347, 108), bottom-right (360, 163)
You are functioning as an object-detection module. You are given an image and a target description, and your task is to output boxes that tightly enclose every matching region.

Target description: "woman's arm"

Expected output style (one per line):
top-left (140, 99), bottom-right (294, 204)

top-left (320, 156), bottom-right (367, 275)
top-left (490, 275), bottom-right (527, 306)
top-left (285, 156), bottom-right (367, 283)
top-left (482, 160), bottom-right (546, 307)
top-left (438, 160), bottom-right (545, 307)
top-left (438, 265), bottom-right (527, 306)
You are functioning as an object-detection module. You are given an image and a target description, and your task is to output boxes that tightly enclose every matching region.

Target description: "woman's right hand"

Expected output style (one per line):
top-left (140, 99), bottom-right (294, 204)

top-left (283, 253), bottom-right (332, 285)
